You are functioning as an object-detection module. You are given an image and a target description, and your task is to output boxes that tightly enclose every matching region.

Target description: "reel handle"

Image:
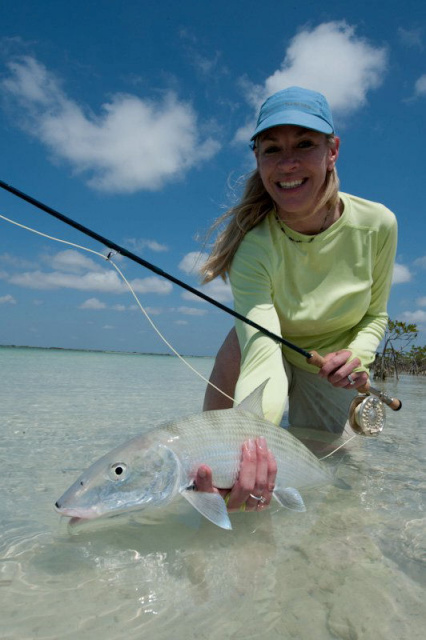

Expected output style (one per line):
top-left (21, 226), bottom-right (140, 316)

top-left (307, 350), bottom-right (402, 411)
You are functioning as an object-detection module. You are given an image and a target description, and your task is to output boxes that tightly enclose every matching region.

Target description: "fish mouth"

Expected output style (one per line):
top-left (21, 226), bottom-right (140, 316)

top-left (55, 502), bottom-right (99, 520)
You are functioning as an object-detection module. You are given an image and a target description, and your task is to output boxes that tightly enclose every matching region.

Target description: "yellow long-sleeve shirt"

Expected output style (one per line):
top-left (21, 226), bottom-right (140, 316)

top-left (230, 192), bottom-right (398, 424)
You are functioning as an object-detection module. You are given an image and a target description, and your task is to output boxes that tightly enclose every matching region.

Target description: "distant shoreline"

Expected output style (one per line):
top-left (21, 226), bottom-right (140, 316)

top-left (0, 344), bottom-right (212, 358)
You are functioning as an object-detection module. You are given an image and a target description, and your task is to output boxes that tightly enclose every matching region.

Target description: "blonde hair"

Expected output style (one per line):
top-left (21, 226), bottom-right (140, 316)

top-left (201, 135), bottom-right (340, 283)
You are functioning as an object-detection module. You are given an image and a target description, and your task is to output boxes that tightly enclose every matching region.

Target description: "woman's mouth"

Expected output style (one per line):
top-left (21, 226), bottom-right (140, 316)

top-left (277, 179), bottom-right (306, 190)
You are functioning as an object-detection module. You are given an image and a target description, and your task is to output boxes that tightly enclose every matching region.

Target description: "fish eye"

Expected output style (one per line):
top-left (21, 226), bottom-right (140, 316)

top-left (109, 462), bottom-right (128, 481)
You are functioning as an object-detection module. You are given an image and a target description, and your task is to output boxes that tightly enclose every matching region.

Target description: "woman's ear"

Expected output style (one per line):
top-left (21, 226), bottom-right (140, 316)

top-left (327, 136), bottom-right (340, 171)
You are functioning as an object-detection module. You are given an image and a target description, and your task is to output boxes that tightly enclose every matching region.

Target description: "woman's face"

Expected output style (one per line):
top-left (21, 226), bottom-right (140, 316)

top-left (255, 125), bottom-right (339, 223)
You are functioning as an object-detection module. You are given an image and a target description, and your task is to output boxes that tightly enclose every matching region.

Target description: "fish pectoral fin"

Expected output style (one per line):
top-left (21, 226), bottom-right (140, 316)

top-left (274, 487), bottom-right (306, 512)
top-left (181, 489), bottom-right (232, 530)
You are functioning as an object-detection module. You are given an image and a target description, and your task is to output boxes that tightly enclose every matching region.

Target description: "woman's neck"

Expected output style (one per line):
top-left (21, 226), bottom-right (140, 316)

top-left (276, 200), bottom-right (342, 235)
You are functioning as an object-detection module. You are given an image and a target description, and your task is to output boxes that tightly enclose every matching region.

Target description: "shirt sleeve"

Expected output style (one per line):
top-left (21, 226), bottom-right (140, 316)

top-left (229, 235), bottom-right (288, 425)
top-left (347, 211), bottom-right (398, 370)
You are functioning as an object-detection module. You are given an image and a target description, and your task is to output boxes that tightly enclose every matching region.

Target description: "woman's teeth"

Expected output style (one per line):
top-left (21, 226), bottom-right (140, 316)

top-left (278, 179), bottom-right (304, 189)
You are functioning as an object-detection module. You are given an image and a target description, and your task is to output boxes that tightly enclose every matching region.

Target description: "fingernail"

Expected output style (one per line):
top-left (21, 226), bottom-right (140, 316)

top-left (198, 467), bottom-right (206, 478)
top-left (247, 439), bottom-right (256, 451)
top-left (257, 437), bottom-right (267, 450)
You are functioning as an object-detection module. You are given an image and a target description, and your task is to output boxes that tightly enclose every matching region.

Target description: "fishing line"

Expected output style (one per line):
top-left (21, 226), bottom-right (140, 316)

top-left (0, 210), bottom-right (355, 451)
top-left (0, 209), bottom-right (380, 459)
top-left (0, 210), bottom-right (235, 403)
top-left (318, 434), bottom-right (357, 460)
top-left (0, 179), bottom-right (311, 359)
top-left (0, 179), bottom-right (402, 424)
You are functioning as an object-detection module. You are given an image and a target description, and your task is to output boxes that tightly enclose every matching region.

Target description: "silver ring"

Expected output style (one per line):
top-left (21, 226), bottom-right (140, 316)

top-left (347, 374), bottom-right (356, 385)
top-left (249, 494), bottom-right (266, 503)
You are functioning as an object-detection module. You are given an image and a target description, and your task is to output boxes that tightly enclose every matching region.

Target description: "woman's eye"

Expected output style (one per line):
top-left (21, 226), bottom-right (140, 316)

top-left (262, 146), bottom-right (279, 155)
top-left (297, 139), bottom-right (315, 149)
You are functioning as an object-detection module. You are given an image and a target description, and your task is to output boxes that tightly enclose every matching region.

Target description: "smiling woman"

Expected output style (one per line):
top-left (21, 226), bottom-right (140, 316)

top-left (255, 126), bottom-right (339, 234)
top-left (197, 86), bottom-right (398, 511)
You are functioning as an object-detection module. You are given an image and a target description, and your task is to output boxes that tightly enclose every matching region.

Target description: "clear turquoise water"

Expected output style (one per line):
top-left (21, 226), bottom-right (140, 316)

top-left (1, 346), bottom-right (425, 639)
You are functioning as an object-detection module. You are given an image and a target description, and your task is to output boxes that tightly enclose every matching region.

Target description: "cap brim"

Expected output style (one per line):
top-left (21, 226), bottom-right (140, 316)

top-left (251, 110), bottom-right (333, 140)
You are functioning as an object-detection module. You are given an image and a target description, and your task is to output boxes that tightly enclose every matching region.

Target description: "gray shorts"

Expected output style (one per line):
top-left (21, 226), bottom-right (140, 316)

top-left (282, 358), bottom-right (358, 435)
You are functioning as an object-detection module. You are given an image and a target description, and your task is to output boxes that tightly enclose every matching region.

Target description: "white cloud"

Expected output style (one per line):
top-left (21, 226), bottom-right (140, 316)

top-left (181, 276), bottom-right (233, 304)
top-left (0, 294), bottom-right (16, 304)
top-left (45, 249), bottom-right (102, 273)
top-left (80, 299), bottom-right (140, 311)
top-left (177, 306), bottom-right (208, 316)
top-left (143, 306), bottom-right (163, 315)
top-left (124, 238), bottom-right (168, 253)
top-left (2, 56), bottom-right (221, 193)
top-left (204, 278), bottom-right (233, 303)
top-left (414, 256), bottom-right (426, 268)
top-left (402, 310), bottom-right (426, 324)
top-left (392, 263), bottom-right (412, 284)
top-left (414, 75), bottom-right (426, 97)
top-left (0, 248), bottom-right (173, 296)
top-left (235, 21), bottom-right (387, 141)
top-left (129, 277), bottom-right (172, 295)
top-left (416, 297), bottom-right (426, 307)
top-left (79, 297), bottom-right (106, 309)
top-left (7, 269), bottom-right (120, 291)
top-left (398, 27), bottom-right (423, 49)
top-left (178, 251), bottom-right (209, 275)
top-left (4, 267), bottom-right (172, 294)
top-left (0, 253), bottom-right (36, 269)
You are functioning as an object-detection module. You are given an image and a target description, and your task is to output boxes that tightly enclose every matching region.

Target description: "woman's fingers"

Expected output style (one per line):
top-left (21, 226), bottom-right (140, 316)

top-left (262, 449), bottom-right (278, 509)
top-left (318, 350), bottom-right (368, 389)
top-left (194, 465), bottom-right (216, 493)
top-left (226, 439), bottom-right (257, 510)
top-left (227, 438), bottom-right (277, 512)
top-left (245, 437), bottom-right (270, 511)
top-left (194, 438), bottom-right (278, 512)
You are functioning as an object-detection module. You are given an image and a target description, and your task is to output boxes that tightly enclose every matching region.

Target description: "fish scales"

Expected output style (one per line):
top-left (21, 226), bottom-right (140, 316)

top-left (158, 408), bottom-right (332, 489)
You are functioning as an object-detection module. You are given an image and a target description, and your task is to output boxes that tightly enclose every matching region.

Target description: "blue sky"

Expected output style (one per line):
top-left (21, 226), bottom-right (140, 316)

top-left (0, 0), bottom-right (425, 356)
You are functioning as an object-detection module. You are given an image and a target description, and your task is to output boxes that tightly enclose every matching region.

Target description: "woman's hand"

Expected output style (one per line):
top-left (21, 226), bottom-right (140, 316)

top-left (194, 437), bottom-right (277, 512)
top-left (318, 349), bottom-right (368, 390)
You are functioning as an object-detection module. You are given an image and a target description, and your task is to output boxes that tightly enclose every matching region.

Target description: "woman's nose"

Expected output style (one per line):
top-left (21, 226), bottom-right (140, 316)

top-left (276, 150), bottom-right (299, 169)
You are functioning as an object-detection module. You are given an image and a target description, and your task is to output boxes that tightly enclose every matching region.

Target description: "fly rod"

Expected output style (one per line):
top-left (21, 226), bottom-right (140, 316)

top-left (0, 178), bottom-right (401, 413)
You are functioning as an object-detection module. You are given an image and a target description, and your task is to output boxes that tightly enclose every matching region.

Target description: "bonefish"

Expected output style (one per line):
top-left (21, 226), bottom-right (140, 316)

top-left (55, 381), bottom-right (336, 530)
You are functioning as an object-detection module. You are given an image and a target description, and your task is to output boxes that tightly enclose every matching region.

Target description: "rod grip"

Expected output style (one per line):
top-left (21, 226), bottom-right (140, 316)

top-left (307, 350), bottom-right (370, 394)
top-left (307, 351), bottom-right (402, 411)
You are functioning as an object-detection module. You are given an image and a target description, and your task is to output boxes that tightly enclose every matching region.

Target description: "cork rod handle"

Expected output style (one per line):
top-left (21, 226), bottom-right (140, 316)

top-left (307, 351), bottom-right (402, 411)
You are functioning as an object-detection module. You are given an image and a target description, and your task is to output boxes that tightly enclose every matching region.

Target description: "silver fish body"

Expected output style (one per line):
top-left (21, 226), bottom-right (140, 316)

top-left (55, 382), bottom-right (334, 529)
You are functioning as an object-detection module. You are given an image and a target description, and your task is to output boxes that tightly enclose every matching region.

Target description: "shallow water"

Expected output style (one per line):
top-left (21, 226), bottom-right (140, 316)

top-left (1, 347), bottom-right (425, 639)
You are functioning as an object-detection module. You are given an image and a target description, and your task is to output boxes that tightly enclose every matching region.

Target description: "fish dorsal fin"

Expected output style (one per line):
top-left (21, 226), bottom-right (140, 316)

top-left (236, 379), bottom-right (269, 419)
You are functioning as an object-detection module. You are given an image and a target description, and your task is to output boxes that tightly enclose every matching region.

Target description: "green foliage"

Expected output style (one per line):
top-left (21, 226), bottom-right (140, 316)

top-left (373, 319), bottom-right (421, 379)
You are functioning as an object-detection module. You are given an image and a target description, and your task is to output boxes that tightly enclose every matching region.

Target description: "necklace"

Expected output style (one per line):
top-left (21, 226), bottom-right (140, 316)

top-left (274, 207), bottom-right (332, 243)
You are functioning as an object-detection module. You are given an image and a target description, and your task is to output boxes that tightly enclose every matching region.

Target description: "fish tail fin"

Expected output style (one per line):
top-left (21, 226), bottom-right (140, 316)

top-left (326, 457), bottom-right (352, 491)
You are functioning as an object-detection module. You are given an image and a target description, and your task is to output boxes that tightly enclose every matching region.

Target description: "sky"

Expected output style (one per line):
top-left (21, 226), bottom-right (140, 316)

top-left (0, 0), bottom-right (425, 356)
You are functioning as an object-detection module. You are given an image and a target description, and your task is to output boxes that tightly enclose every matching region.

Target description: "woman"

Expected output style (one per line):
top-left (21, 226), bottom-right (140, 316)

top-left (195, 86), bottom-right (397, 512)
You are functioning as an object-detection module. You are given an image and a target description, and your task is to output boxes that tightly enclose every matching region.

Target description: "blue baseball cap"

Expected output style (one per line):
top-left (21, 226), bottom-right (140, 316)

top-left (250, 86), bottom-right (334, 143)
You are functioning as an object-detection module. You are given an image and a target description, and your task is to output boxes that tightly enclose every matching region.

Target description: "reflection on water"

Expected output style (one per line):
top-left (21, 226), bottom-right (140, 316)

top-left (1, 348), bottom-right (425, 639)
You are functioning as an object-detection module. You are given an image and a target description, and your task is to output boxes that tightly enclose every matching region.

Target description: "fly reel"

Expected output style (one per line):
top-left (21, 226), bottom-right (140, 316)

top-left (348, 394), bottom-right (386, 436)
